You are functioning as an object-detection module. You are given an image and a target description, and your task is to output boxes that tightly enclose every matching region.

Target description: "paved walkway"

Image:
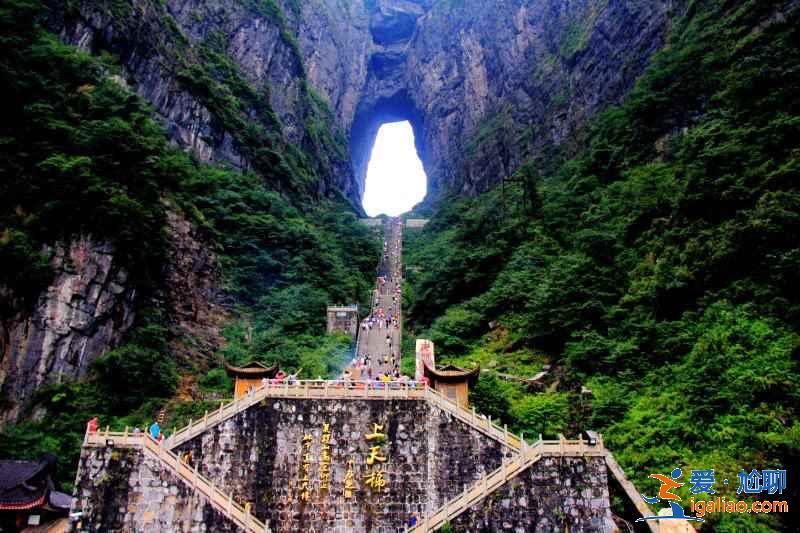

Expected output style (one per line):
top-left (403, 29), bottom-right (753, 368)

top-left (347, 218), bottom-right (404, 382)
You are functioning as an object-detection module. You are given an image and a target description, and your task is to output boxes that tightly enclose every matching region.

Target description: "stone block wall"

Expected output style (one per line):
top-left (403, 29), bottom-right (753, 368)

top-left (326, 306), bottom-right (359, 338)
top-left (174, 398), bottom-right (505, 532)
top-left (450, 456), bottom-right (615, 532)
top-left (71, 447), bottom-right (242, 532)
top-left (71, 400), bottom-right (615, 532)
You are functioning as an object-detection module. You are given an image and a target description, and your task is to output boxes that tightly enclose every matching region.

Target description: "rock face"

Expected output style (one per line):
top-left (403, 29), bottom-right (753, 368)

top-left (164, 211), bottom-right (227, 367)
top-left (50, 0), bottom-right (677, 206)
top-left (0, 211), bottom-right (226, 423)
top-left (297, 0), bottom-right (678, 199)
top-left (50, 0), bottom-right (359, 206)
top-left (0, 237), bottom-right (135, 422)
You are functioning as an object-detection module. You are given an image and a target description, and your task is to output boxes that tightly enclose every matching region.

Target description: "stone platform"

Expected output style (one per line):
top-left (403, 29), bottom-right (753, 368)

top-left (71, 393), bottom-right (616, 532)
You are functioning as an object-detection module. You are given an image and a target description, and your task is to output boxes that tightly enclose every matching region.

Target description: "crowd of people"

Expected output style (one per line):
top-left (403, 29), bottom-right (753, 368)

top-left (342, 219), bottom-right (414, 386)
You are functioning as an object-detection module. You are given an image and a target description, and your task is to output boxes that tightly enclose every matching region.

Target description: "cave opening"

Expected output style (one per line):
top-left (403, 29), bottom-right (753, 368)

top-left (362, 121), bottom-right (427, 216)
top-left (351, 91), bottom-right (428, 216)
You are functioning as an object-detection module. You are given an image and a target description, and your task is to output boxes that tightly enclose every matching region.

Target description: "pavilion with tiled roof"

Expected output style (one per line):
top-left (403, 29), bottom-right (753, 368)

top-left (224, 360), bottom-right (280, 399)
top-left (0, 454), bottom-right (70, 531)
top-left (423, 362), bottom-right (480, 408)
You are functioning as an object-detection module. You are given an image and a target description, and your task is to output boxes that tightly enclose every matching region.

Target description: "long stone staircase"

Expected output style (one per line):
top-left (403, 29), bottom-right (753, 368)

top-left (84, 381), bottom-right (526, 533)
top-left (86, 422), bottom-right (656, 533)
top-left (152, 381), bottom-right (635, 533)
top-left (82, 375), bottom-right (530, 533)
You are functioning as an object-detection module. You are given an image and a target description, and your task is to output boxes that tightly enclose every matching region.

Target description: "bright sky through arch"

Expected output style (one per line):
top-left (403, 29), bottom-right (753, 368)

top-left (362, 121), bottom-right (427, 217)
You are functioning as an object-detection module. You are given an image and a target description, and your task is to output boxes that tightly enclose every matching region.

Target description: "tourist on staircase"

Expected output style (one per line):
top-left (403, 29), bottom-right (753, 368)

top-left (149, 421), bottom-right (161, 441)
top-left (86, 416), bottom-right (98, 434)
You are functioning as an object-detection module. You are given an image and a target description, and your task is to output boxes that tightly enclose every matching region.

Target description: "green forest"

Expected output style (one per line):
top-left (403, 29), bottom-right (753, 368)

top-left (403, 1), bottom-right (798, 531)
top-left (0, 0), bottom-right (379, 487)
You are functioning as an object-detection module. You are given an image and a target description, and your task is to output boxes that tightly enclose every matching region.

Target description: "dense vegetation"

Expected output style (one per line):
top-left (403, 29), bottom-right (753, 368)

top-left (0, 0), bottom-right (378, 487)
top-left (404, 1), bottom-right (799, 531)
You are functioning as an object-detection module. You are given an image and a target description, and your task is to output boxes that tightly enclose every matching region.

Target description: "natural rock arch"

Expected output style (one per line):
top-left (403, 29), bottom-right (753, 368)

top-left (315, 0), bottom-right (674, 207)
top-left (350, 92), bottom-right (429, 204)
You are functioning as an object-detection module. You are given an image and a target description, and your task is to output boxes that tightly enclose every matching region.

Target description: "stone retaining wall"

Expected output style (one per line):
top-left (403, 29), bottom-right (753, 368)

top-left (451, 456), bottom-right (615, 532)
top-left (71, 447), bottom-right (242, 532)
top-left (71, 399), bottom-right (615, 532)
top-left (175, 398), bottom-right (504, 532)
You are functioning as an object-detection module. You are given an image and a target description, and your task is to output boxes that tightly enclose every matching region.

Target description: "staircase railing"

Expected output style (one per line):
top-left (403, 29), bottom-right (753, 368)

top-left (422, 386), bottom-right (522, 451)
top-left (165, 380), bottom-right (428, 449)
top-left (84, 430), bottom-right (269, 532)
top-left (410, 437), bottom-right (606, 532)
top-left (164, 379), bottom-right (528, 452)
top-left (605, 451), bottom-right (659, 533)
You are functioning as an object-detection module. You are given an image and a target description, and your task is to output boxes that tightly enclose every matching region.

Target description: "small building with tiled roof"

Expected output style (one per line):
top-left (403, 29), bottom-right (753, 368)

top-left (423, 362), bottom-right (480, 409)
top-left (326, 305), bottom-right (359, 338)
top-left (0, 454), bottom-right (70, 532)
top-left (224, 360), bottom-right (280, 399)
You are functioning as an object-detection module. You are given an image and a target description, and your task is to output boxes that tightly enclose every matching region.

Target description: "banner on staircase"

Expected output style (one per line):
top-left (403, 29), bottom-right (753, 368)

top-left (415, 339), bottom-right (435, 381)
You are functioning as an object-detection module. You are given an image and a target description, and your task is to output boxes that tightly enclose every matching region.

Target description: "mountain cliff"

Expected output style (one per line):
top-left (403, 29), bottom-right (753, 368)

top-left (52, 0), bottom-right (678, 202)
top-left (1, 0), bottom-right (381, 431)
top-left (349, 0), bottom-right (676, 198)
top-left (401, 2), bottom-right (799, 531)
top-left (2, 0), bottom-right (678, 425)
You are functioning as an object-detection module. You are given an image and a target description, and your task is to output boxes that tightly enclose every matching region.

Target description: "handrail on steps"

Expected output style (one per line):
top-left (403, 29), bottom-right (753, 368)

top-left (83, 429), bottom-right (269, 532)
top-left (163, 380), bottom-right (526, 451)
top-left (410, 436), bottom-right (607, 531)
